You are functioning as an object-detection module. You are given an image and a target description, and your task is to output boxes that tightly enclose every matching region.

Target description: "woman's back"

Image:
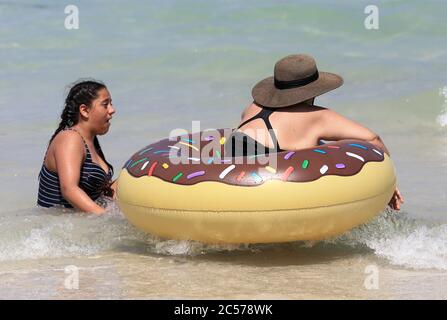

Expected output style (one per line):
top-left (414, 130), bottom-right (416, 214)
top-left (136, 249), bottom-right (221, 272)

top-left (236, 102), bottom-right (327, 151)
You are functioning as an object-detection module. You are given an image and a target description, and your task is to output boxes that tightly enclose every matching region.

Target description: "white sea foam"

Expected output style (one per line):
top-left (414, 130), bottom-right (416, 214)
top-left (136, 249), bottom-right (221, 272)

top-left (2, 204), bottom-right (446, 271)
top-left (326, 209), bottom-right (447, 271)
top-left (436, 86), bottom-right (447, 127)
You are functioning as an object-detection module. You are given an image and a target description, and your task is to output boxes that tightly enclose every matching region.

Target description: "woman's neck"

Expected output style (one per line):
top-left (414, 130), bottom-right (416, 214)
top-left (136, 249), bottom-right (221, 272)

top-left (71, 124), bottom-right (95, 143)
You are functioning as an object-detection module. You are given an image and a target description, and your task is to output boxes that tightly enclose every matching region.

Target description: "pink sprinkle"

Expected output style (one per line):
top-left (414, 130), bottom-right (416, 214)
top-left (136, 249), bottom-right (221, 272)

top-left (187, 171), bottom-right (206, 179)
top-left (336, 163), bottom-right (346, 169)
top-left (282, 166), bottom-right (295, 181)
top-left (236, 171), bottom-right (246, 182)
top-left (327, 145), bottom-right (341, 149)
top-left (284, 151), bottom-right (295, 160)
top-left (204, 136), bottom-right (214, 141)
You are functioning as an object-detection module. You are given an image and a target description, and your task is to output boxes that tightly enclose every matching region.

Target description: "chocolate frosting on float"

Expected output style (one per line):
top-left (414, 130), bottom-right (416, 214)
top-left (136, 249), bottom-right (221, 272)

top-left (123, 129), bottom-right (385, 186)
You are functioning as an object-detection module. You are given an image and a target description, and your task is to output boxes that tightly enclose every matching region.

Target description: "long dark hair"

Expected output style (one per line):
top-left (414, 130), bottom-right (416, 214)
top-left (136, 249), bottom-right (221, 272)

top-left (50, 79), bottom-right (113, 175)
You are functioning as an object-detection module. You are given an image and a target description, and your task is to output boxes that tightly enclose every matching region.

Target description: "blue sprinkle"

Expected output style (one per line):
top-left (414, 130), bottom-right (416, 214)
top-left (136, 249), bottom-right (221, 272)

top-left (251, 172), bottom-right (263, 183)
top-left (182, 138), bottom-right (195, 144)
top-left (313, 149), bottom-right (327, 154)
top-left (154, 150), bottom-right (171, 154)
top-left (348, 143), bottom-right (368, 150)
top-left (123, 159), bottom-right (132, 168)
top-left (207, 158), bottom-right (214, 164)
top-left (138, 147), bottom-right (153, 155)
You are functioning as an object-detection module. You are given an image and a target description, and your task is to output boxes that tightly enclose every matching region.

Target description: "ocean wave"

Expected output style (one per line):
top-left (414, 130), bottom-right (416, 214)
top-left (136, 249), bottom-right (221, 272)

top-left (1, 202), bottom-right (446, 271)
top-left (326, 209), bottom-right (447, 271)
top-left (436, 86), bottom-right (447, 127)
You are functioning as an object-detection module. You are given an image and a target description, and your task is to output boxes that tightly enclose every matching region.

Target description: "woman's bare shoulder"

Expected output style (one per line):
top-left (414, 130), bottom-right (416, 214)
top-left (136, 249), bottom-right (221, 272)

top-left (51, 130), bottom-right (85, 153)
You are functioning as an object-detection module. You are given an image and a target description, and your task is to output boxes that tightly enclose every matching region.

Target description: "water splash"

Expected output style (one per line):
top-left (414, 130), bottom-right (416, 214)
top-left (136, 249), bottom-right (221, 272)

top-left (325, 209), bottom-right (447, 270)
top-left (436, 86), bottom-right (447, 127)
top-left (2, 202), bottom-right (447, 271)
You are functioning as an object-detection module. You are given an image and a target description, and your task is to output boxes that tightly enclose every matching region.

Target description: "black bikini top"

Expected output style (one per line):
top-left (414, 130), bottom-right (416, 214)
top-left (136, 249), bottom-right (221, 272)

top-left (237, 107), bottom-right (285, 152)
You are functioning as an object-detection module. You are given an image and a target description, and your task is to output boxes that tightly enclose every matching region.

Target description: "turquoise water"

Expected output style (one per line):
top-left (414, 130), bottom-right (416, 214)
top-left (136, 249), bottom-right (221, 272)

top-left (1, 1), bottom-right (447, 297)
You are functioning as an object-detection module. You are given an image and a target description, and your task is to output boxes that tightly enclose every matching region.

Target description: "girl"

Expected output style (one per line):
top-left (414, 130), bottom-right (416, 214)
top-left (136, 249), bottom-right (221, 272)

top-left (37, 80), bottom-right (116, 214)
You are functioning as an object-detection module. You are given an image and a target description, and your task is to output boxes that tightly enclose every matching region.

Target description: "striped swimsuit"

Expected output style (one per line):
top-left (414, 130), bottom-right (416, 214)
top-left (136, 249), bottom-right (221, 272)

top-left (37, 129), bottom-right (114, 208)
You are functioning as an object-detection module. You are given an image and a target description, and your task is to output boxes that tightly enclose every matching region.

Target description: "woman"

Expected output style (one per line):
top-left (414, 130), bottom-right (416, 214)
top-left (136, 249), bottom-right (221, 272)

top-left (227, 54), bottom-right (404, 210)
top-left (37, 80), bottom-right (116, 214)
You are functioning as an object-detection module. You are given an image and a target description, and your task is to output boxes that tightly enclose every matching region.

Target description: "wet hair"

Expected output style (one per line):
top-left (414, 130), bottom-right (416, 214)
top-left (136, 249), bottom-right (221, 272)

top-left (49, 79), bottom-right (113, 176)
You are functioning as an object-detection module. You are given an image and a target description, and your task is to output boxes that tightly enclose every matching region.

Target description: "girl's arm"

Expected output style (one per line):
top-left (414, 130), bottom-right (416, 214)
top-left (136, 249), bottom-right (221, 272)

top-left (54, 131), bottom-right (106, 214)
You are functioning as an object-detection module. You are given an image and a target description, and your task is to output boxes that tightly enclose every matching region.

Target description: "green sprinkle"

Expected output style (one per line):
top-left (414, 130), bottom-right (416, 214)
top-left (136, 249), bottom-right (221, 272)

top-left (302, 160), bottom-right (309, 169)
top-left (172, 172), bottom-right (183, 182)
top-left (130, 158), bottom-right (148, 168)
top-left (215, 150), bottom-right (221, 158)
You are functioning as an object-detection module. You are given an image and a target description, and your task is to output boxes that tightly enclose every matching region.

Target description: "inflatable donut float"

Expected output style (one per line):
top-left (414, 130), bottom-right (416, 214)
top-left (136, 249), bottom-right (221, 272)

top-left (116, 129), bottom-right (396, 244)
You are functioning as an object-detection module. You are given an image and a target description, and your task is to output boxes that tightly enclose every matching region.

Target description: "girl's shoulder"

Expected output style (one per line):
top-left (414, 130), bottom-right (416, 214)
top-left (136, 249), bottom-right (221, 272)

top-left (50, 129), bottom-right (86, 154)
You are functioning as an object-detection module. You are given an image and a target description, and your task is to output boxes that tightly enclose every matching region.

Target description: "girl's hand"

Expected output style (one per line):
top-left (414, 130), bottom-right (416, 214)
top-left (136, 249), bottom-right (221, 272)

top-left (388, 187), bottom-right (404, 211)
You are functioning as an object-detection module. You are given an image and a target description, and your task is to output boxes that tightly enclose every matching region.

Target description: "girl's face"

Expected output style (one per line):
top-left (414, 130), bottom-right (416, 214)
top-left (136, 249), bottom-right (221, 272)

top-left (88, 88), bottom-right (116, 135)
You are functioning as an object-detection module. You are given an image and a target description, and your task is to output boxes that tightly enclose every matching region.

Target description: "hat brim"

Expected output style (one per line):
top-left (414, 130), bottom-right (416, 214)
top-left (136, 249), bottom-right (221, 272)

top-left (251, 72), bottom-right (343, 108)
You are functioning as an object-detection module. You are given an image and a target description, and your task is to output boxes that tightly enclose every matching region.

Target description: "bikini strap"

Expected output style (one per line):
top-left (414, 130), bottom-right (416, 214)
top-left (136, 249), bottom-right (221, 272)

top-left (64, 128), bottom-right (90, 157)
top-left (237, 108), bottom-right (282, 151)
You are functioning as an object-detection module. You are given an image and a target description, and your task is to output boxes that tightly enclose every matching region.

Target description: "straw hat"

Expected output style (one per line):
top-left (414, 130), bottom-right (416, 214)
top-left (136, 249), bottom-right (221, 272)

top-left (252, 54), bottom-right (343, 108)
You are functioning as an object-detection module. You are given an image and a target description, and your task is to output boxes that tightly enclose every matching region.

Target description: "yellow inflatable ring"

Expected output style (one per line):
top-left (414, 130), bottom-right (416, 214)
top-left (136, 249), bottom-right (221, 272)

top-left (117, 129), bottom-right (396, 244)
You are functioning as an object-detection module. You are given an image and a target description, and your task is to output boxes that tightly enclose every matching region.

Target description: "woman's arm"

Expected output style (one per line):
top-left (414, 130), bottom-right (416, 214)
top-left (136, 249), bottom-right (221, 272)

top-left (319, 109), bottom-right (390, 155)
top-left (54, 132), bottom-right (106, 214)
top-left (318, 109), bottom-right (404, 210)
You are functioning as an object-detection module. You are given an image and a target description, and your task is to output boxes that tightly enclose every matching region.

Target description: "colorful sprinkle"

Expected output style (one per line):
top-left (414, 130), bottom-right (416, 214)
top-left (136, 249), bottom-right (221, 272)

top-left (187, 171), bottom-right (205, 179)
top-left (313, 149), bottom-right (327, 154)
top-left (302, 160), bottom-right (309, 169)
top-left (179, 141), bottom-right (199, 151)
top-left (320, 165), bottom-right (329, 174)
top-left (251, 172), bottom-right (263, 183)
top-left (147, 162), bottom-right (158, 176)
top-left (265, 166), bottom-right (277, 174)
top-left (172, 172), bottom-right (183, 182)
top-left (236, 171), bottom-right (246, 182)
top-left (219, 165), bottom-right (236, 179)
top-left (348, 143), bottom-right (368, 150)
top-left (124, 159), bottom-right (132, 169)
top-left (204, 136), bottom-right (214, 141)
top-left (284, 151), bottom-right (295, 160)
top-left (220, 159), bottom-right (232, 163)
top-left (207, 158), bottom-right (214, 164)
top-left (373, 149), bottom-right (383, 156)
top-left (154, 150), bottom-right (171, 154)
top-left (162, 163), bottom-right (169, 169)
top-left (187, 157), bottom-right (201, 162)
top-left (141, 161), bottom-right (150, 171)
top-left (168, 145), bottom-right (180, 150)
top-left (336, 163), bottom-right (346, 169)
top-left (215, 150), bottom-right (221, 158)
top-left (219, 137), bottom-right (226, 145)
top-left (346, 152), bottom-right (365, 162)
top-left (138, 147), bottom-right (153, 155)
top-left (282, 166), bottom-right (294, 181)
top-left (327, 145), bottom-right (340, 149)
top-left (130, 158), bottom-right (148, 168)
top-left (182, 138), bottom-right (195, 143)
